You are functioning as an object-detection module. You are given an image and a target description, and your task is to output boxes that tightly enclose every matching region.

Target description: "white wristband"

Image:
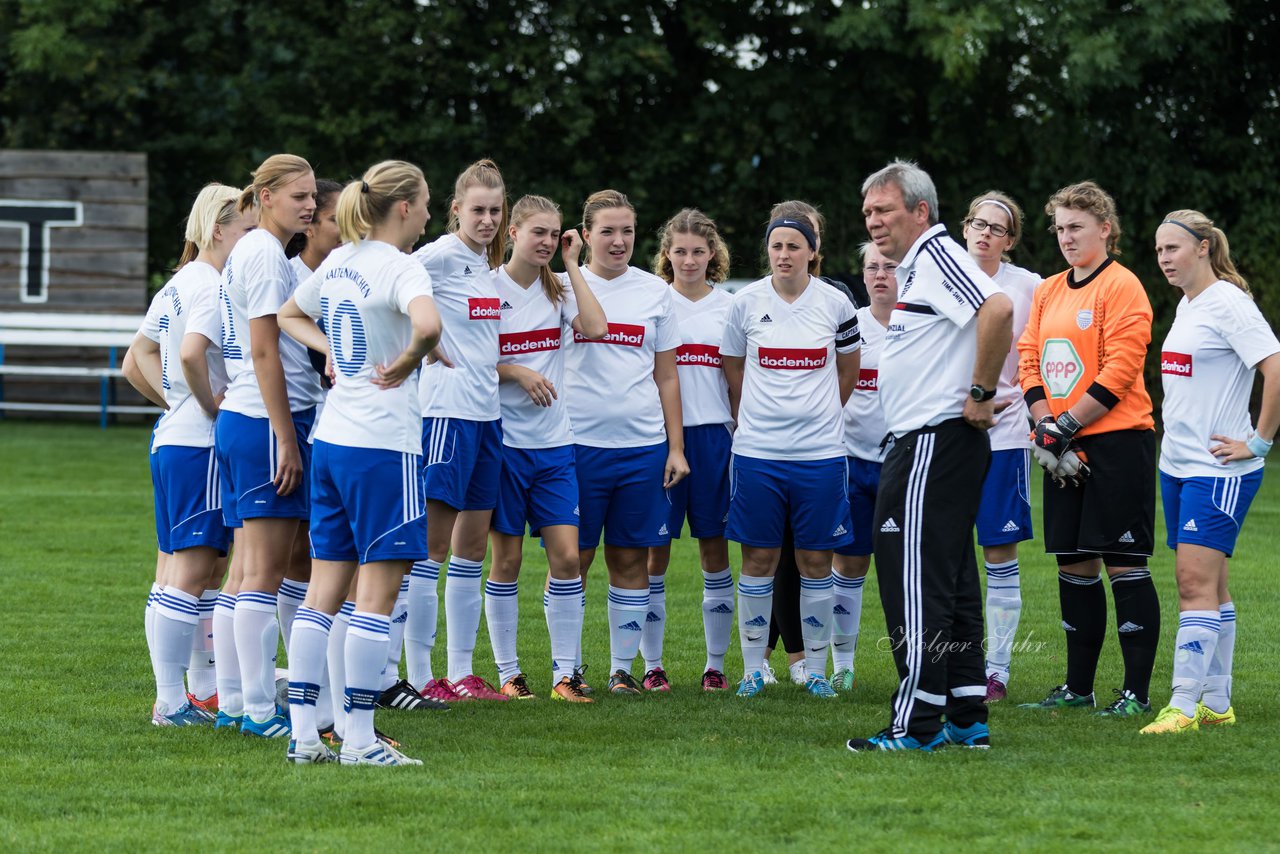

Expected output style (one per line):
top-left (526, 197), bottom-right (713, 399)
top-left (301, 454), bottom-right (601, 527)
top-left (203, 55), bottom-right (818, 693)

top-left (1247, 433), bottom-right (1273, 458)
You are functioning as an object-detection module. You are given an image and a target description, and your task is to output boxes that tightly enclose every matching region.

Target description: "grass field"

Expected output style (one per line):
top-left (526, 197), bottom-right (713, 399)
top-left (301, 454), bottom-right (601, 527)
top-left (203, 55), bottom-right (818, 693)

top-left (1, 420), bottom-right (1277, 851)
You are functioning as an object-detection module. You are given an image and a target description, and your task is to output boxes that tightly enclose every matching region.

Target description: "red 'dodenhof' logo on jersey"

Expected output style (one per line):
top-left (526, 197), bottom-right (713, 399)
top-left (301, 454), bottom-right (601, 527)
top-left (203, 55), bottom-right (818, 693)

top-left (856, 369), bottom-right (879, 391)
top-left (1161, 351), bottom-right (1193, 377)
top-left (499, 328), bottom-right (560, 355)
top-left (676, 343), bottom-right (722, 368)
top-left (758, 347), bottom-right (827, 370)
top-left (468, 298), bottom-right (502, 320)
top-left (574, 323), bottom-right (645, 347)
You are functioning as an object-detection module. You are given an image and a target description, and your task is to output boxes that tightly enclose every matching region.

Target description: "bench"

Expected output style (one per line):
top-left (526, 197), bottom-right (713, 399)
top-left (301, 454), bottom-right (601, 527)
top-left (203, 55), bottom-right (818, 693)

top-left (0, 311), bottom-right (160, 427)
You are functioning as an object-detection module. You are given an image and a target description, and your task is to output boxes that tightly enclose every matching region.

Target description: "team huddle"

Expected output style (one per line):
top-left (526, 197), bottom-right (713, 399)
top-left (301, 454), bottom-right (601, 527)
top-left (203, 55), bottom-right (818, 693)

top-left (126, 153), bottom-right (1279, 764)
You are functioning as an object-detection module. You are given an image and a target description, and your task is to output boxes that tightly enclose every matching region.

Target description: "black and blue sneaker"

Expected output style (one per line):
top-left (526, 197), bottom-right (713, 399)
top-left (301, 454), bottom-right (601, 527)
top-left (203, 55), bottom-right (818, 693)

top-left (846, 729), bottom-right (945, 753)
top-left (941, 720), bottom-right (990, 749)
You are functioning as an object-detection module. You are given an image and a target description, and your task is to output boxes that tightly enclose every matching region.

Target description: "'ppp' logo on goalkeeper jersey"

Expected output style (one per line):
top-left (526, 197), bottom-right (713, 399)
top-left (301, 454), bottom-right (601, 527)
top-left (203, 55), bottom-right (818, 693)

top-left (1040, 338), bottom-right (1084, 398)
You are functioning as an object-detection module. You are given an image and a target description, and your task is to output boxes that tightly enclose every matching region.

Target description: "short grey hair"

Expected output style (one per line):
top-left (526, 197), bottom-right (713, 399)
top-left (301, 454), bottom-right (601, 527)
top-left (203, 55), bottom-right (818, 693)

top-left (861, 159), bottom-right (939, 225)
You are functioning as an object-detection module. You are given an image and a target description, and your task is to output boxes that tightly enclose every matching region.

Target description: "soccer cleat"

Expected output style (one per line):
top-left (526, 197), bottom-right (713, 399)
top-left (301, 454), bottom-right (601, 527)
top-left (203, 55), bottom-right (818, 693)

top-left (642, 667), bottom-right (671, 692)
top-left (1139, 706), bottom-right (1198, 735)
top-left (1019, 684), bottom-right (1095, 710)
top-left (983, 675), bottom-right (1007, 704)
top-left (420, 678), bottom-right (471, 703)
top-left (551, 674), bottom-right (594, 703)
top-left (501, 673), bottom-right (538, 700)
top-left (214, 711), bottom-right (243, 730)
top-left (287, 738), bottom-right (338, 764)
top-left (789, 660), bottom-right (807, 686)
top-left (608, 670), bottom-right (643, 696)
top-left (846, 729), bottom-right (945, 752)
top-left (152, 701), bottom-right (215, 727)
top-left (760, 660), bottom-right (778, 685)
top-left (573, 665), bottom-right (594, 695)
top-left (803, 674), bottom-right (839, 698)
top-left (320, 726), bottom-right (341, 747)
top-left (1094, 689), bottom-right (1152, 718)
top-left (1196, 703), bottom-right (1236, 727)
top-left (454, 674), bottom-right (510, 701)
top-left (831, 669), bottom-right (856, 692)
top-left (241, 712), bottom-right (292, 738)
top-left (339, 739), bottom-right (423, 767)
top-left (941, 720), bottom-right (991, 748)
top-left (379, 679), bottom-right (448, 711)
top-left (187, 691), bottom-right (219, 715)
top-left (701, 669), bottom-right (729, 692)
top-left (736, 671), bottom-right (765, 698)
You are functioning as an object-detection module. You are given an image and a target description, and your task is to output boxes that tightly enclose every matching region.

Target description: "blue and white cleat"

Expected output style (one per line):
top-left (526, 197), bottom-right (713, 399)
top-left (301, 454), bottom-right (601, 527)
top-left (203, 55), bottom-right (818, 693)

top-left (214, 711), bottom-right (243, 730)
top-left (803, 674), bottom-right (839, 698)
top-left (846, 729), bottom-right (945, 752)
top-left (241, 712), bottom-right (291, 739)
top-left (152, 701), bottom-right (215, 727)
top-left (941, 720), bottom-right (990, 748)
top-left (339, 740), bottom-right (423, 767)
top-left (736, 671), bottom-right (765, 698)
top-left (287, 738), bottom-right (338, 764)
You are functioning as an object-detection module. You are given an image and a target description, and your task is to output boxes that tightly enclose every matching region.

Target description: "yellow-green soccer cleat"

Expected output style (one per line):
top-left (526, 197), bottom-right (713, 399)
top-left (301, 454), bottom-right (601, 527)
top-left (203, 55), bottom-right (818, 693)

top-left (1196, 703), bottom-right (1237, 727)
top-left (1139, 705), bottom-right (1198, 735)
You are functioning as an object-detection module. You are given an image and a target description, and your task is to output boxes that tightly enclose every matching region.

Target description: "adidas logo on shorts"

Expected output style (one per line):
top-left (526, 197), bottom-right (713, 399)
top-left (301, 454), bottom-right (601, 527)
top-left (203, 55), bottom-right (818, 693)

top-left (1118, 621), bottom-right (1143, 633)
top-left (879, 517), bottom-right (900, 533)
top-left (709, 603), bottom-right (733, 614)
top-left (1177, 640), bottom-right (1205, 655)
top-left (658, 523), bottom-right (669, 536)
top-left (619, 620), bottom-right (642, 632)
top-left (1119, 531), bottom-right (1135, 543)
top-left (832, 523), bottom-right (848, 537)
top-left (1183, 519), bottom-right (1198, 532)
top-left (802, 615), bottom-right (824, 629)
top-left (1002, 520), bottom-right (1020, 533)
top-left (573, 505), bottom-right (580, 516)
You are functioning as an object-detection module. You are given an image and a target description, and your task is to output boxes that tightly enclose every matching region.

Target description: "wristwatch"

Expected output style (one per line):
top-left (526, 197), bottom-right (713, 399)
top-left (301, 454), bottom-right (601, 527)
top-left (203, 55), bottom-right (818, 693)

top-left (969, 384), bottom-right (996, 402)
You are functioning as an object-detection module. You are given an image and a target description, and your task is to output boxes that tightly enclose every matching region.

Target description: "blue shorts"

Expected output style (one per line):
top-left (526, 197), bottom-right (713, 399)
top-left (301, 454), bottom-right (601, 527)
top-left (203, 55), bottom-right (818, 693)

top-left (422, 417), bottom-right (502, 511)
top-left (666, 423), bottom-right (732, 540)
top-left (976, 448), bottom-right (1034, 547)
top-left (576, 443), bottom-right (671, 549)
top-left (726, 454), bottom-right (854, 551)
top-left (835, 456), bottom-right (882, 557)
top-left (151, 445), bottom-right (230, 554)
top-left (1160, 469), bottom-right (1263, 557)
top-left (493, 445), bottom-right (580, 536)
top-left (309, 441), bottom-right (427, 564)
top-left (215, 407), bottom-right (316, 526)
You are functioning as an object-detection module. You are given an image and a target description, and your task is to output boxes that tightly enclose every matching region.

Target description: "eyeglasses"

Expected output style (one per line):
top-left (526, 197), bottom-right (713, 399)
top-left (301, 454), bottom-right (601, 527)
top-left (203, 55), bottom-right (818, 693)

top-left (863, 263), bottom-right (898, 276)
top-left (965, 218), bottom-right (1010, 238)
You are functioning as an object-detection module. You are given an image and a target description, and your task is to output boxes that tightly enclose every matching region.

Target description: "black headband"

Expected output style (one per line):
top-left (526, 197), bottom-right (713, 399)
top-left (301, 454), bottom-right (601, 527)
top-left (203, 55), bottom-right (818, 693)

top-left (1162, 219), bottom-right (1205, 242)
top-left (765, 218), bottom-right (818, 251)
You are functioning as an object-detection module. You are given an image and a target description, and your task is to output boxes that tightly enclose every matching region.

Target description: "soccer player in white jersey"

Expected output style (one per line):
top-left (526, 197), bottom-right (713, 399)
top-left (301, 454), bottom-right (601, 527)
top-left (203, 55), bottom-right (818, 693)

top-left (1140, 210), bottom-right (1280, 735)
top-left (126, 183), bottom-right (254, 726)
top-left (406, 159), bottom-right (509, 702)
top-left (563, 189), bottom-right (690, 695)
top-left (276, 159), bottom-right (441, 766)
top-left (828, 242), bottom-right (898, 693)
top-left (214, 153), bottom-right (324, 738)
top-left (959, 192), bottom-right (1041, 703)
top-left (487, 195), bottom-right (607, 701)
top-left (721, 215), bottom-right (861, 699)
top-left (644, 209), bottom-right (735, 692)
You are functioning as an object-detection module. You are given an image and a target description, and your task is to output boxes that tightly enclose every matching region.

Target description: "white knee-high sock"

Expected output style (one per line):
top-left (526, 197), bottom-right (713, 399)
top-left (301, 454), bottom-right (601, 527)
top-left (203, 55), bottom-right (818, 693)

top-left (984, 559), bottom-right (1022, 683)
top-left (799, 574), bottom-right (834, 678)
top-left (405, 559), bottom-right (440, 688)
top-left (344, 611), bottom-right (390, 752)
top-left (153, 588), bottom-right (200, 711)
top-left (445, 557), bottom-right (484, 681)
top-left (737, 576), bottom-right (774, 677)
top-left (186, 589), bottom-right (219, 700)
top-left (1202, 601), bottom-right (1236, 713)
top-left (702, 568), bottom-right (734, 673)
top-left (213, 592), bottom-right (242, 717)
top-left (1170, 609), bottom-right (1220, 717)
top-left (276, 579), bottom-right (308, 656)
top-left (577, 591), bottom-right (586, 669)
top-left (640, 575), bottom-right (667, 671)
top-left (234, 590), bottom-right (280, 722)
top-left (831, 570), bottom-right (865, 672)
top-left (485, 579), bottom-right (520, 684)
top-left (547, 577), bottom-right (584, 684)
top-left (383, 575), bottom-right (410, 691)
top-left (607, 585), bottom-right (648, 675)
top-left (145, 582), bottom-right (162, 669)
top-left (287, 607), bottom-right (332, 746)
top-left (328, 602), bottom-right (354, 739)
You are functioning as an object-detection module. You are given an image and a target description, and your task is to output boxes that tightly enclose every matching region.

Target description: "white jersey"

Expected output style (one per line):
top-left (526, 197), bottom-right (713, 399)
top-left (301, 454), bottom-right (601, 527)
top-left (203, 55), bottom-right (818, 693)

top-left (842, 306), bottom-right (889, 462)
top-left (218, 229), bottom-right (325, 417)
top-left (671, 286), bottom-right (734, 428)
top-left (564, 266), bottom-right (680, 448)
top-left (879, 224), bottom-right (1002, 437)
top-left (141, 261), bottom-right (227, 449)
top-left (289, 255), bottom-right (315, 284)
top-left (495, 267), bottom-right (579, 449)
top-left (988, 262), bottom-right (1041, 451)
top-left (294, 241), bottom-right (434, 454)
top-left (1160, 280), bottom-right (1280, 478)
top-left (412, 233), bottom-right (499, 421)
top-left (721, 276), bottom-right (860, 461)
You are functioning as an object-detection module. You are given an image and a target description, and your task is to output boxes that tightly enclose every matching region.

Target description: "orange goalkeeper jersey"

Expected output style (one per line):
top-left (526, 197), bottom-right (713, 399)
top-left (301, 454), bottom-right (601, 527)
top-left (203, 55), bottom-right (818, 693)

top-left (1017, 258), bottom-right (1154, 436)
